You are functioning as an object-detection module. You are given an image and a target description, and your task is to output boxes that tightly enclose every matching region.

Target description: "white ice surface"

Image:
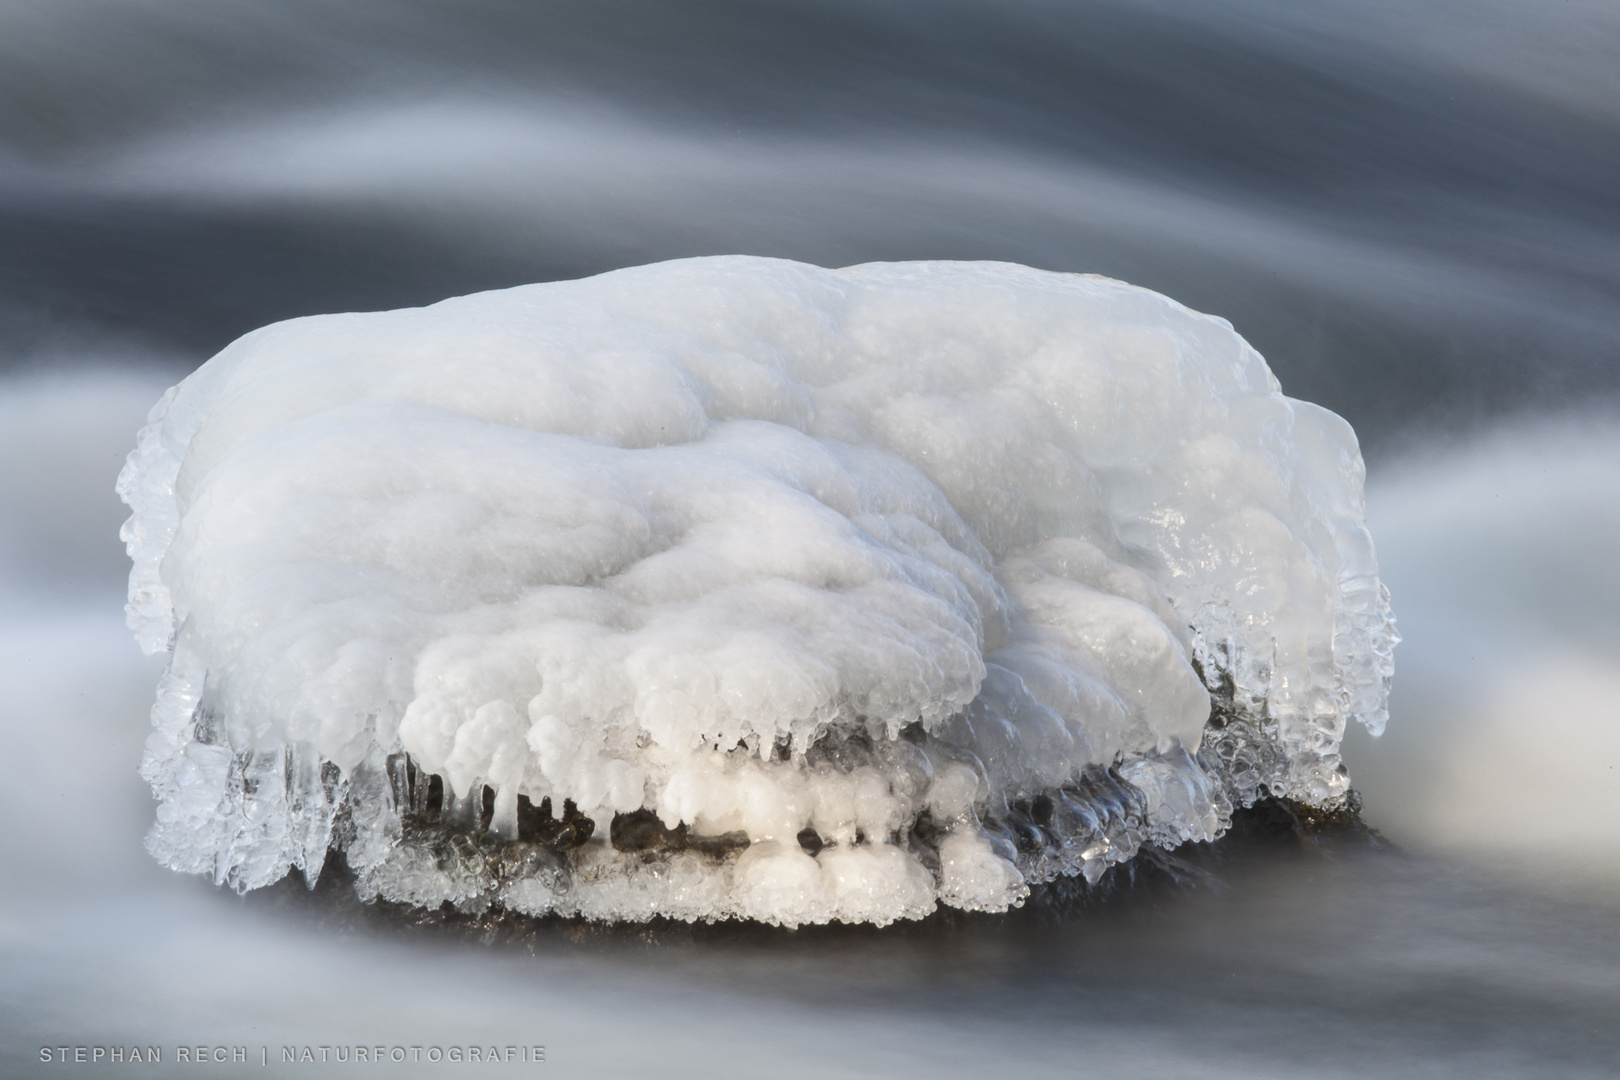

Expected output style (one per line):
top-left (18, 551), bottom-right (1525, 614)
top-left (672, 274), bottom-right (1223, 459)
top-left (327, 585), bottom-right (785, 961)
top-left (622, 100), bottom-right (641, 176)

top-left (119, 257), bottom-right (1394, 923)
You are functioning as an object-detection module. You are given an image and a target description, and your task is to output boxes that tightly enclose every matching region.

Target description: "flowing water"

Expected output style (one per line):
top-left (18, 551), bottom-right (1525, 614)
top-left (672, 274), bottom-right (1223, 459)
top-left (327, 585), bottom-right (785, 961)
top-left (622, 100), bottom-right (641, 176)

top-left (2, 2), bottom-right (1618, 1076)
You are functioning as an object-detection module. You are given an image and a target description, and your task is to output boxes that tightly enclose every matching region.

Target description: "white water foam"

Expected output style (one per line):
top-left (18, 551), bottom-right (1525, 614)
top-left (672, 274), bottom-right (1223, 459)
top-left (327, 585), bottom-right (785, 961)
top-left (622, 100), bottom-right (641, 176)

top-left (1344, 413), bottom-right (1620, 884)
top-left (119, 256), bottom-right (1394, 926)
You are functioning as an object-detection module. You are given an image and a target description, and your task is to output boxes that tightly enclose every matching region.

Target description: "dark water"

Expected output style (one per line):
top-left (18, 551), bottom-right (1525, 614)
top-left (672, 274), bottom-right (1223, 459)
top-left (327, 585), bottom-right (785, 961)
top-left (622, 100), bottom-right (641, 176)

top-left (2, 3), bottom-right (1618, 1076)
top-left (4, 0), bottom-right (1620, 448)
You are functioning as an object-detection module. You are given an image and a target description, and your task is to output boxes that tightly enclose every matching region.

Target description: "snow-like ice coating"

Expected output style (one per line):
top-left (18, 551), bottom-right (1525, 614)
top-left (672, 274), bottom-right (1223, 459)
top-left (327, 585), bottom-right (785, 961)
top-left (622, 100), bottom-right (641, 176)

top-left (119, 256), bottom-right (1395, 926)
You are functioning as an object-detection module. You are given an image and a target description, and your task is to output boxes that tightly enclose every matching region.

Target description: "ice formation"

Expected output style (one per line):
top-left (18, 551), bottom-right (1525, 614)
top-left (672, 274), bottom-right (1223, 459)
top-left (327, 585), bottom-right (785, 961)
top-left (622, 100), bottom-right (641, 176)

top-left (119, 256), bottom-right (1395, 926)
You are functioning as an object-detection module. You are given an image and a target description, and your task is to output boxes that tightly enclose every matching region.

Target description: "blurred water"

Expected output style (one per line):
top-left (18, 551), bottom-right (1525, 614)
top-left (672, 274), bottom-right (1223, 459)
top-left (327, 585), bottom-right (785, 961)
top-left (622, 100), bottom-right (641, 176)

top-left (2, 2), bottom-right (1619, 1076)
top-left (3, 0), bottom-right (1618, 447)
top-left (1344, 413), bottom-right (1620, 887)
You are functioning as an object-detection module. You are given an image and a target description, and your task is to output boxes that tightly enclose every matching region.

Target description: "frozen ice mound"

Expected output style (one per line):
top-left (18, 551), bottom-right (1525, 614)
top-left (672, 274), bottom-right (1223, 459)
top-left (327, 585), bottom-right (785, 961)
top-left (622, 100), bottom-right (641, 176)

top-left (118, 256), bottom-right (1395, 926)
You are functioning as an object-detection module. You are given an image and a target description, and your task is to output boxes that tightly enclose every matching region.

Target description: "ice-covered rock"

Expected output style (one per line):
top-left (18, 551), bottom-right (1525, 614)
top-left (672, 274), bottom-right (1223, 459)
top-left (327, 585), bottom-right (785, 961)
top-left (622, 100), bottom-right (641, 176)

top-left (119, 256), bottom-right (1395, 925)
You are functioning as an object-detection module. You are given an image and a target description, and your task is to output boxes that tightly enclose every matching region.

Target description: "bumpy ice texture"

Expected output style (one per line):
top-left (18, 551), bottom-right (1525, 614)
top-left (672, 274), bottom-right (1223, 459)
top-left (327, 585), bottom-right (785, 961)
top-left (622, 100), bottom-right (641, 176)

top-left (119, 257), bottom-right (1395, 926)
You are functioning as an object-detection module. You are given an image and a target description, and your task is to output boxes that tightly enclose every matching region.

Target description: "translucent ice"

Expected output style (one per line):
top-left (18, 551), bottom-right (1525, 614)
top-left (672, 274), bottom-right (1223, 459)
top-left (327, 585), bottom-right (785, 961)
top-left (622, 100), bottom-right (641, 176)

top-left (119, 257), bottom-right (1395, 925)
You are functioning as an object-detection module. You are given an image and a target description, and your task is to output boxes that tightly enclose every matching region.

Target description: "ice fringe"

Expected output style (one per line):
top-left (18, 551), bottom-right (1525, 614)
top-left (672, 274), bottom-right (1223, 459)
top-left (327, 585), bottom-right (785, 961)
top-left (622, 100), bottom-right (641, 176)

top-left (119, 257), bottom-right (1395, 927)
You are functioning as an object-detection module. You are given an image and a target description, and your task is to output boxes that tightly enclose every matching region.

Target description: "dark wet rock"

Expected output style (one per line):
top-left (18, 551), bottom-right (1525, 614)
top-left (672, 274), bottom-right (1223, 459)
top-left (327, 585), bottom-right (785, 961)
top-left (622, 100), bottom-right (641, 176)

top-left (516, 795), bottom-right (595, 850)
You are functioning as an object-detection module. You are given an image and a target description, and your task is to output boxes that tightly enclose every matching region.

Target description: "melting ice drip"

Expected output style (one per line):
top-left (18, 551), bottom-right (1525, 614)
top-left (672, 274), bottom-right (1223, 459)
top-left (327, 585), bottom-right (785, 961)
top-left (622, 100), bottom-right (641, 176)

top-left (119, 257), bottom-right (1395, 927)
